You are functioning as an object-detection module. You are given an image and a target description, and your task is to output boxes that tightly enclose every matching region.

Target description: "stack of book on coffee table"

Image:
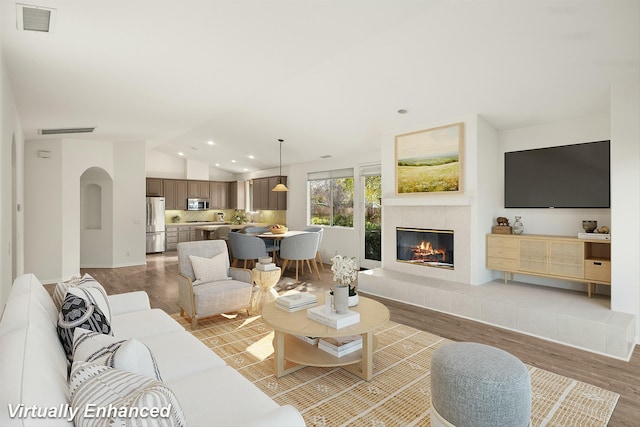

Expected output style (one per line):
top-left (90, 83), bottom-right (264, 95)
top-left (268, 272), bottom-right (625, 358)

top-left (306, 306), bottom-right (360, 329)
top-left (318, 335), bottom-right (363, 357)
top-left (276, 292), bottom-right (318, 312)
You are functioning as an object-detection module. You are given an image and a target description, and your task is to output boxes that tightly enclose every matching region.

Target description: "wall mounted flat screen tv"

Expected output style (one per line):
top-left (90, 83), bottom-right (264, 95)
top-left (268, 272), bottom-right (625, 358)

top-left (504, 140), bottom-right (610, 208)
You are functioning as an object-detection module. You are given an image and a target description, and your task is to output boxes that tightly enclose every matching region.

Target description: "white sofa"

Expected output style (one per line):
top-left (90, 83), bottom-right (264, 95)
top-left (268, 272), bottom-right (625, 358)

top-left (0, 273), bottom-right (305, 427)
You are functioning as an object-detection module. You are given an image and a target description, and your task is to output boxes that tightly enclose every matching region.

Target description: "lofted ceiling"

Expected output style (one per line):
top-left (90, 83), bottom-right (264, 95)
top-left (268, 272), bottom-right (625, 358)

top-left (1, 0), bottom-right (638, 174)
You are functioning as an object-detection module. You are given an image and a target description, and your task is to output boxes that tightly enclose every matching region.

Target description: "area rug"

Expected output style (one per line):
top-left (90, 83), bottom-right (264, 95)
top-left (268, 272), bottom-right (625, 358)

top-left (171, 313), bottom-right (619, 427)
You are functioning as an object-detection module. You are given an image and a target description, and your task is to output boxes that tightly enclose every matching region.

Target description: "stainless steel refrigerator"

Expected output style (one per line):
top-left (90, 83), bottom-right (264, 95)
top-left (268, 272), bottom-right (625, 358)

top-left (146, 197), bottom-right (166, 253)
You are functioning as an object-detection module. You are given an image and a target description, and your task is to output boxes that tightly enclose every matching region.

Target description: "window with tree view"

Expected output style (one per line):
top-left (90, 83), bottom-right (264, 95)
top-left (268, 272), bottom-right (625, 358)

top-left (309, 169), bottom-right (354, 227)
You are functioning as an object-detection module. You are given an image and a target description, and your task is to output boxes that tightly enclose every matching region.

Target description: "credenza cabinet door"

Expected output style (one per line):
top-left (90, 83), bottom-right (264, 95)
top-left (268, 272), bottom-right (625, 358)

top-left (518, 239), bottom-right (548, 274)
top-left (549, 241), bottom-right (584, 278)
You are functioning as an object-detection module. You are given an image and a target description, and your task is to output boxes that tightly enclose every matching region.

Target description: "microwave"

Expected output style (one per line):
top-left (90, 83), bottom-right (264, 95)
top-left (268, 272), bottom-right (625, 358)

top-left (187, 198), bottom-right (210, 211)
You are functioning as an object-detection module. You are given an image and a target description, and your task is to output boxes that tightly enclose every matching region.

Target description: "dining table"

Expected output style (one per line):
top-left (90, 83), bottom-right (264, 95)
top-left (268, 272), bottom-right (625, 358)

top-left (247, 230), bottom-right (311, 268)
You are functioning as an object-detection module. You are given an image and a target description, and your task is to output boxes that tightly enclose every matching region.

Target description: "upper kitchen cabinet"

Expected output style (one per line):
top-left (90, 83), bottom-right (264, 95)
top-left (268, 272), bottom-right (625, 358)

top-left (164, 179), bottom-right (188, 210)
top-left (187, 180), bottom-right (210, 200)
top-left (251, 176), bottom-right (287, 210)
top-left (228, 181), bottom-right (245, 210)
top-left (268, 176), bottom-right (287, 210)
top-left (146, 178), bottom-right (164, 196)
top-left (209, 181), bottom-right (229, 209)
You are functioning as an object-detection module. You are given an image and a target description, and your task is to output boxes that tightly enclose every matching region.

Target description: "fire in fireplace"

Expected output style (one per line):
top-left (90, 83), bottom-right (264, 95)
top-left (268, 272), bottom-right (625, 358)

top-left (396, 227), bottom-right (454, 270)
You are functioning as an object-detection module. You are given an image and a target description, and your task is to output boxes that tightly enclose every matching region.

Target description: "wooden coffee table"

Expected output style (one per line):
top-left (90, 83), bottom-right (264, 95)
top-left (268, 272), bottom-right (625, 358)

top-left (261, 294), bottom-right (389, 381)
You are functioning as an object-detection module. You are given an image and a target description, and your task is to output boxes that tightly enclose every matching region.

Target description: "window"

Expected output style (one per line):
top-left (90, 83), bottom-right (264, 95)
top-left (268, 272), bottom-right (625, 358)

top-left (308, 168), bottom-right (354, 227)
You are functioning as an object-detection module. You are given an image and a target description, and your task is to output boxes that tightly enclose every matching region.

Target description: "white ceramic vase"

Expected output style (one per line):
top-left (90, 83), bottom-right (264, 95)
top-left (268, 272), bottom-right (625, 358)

top-left (348, 294), bottom-right (359, 307)
top-left (333, 285), bottom-right (349, 314)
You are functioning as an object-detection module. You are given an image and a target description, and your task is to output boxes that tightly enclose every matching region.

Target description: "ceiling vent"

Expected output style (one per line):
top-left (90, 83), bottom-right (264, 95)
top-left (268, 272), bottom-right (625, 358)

top-left (16, 4), bottom-right (56, 33)
top-left (38, 127), bottom-right (96, 135)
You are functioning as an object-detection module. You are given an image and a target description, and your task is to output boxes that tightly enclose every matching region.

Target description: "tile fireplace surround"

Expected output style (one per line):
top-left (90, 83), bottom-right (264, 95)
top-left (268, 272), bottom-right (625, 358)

top-left (358, 204), bottom-right (635, 360)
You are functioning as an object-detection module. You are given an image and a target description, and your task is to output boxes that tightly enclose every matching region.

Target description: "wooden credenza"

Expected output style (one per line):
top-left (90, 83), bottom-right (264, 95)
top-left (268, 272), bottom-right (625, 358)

top-left (486, 233), bottom-right (611, 297)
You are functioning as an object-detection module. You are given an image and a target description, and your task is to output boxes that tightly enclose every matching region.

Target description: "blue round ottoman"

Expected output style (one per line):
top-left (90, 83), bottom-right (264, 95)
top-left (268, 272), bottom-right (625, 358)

top-left (430, 342), bottom-right (531, 427)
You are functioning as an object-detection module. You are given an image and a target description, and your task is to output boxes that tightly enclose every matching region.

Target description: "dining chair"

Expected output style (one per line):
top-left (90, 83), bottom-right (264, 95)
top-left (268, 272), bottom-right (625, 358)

top-left (279, 232), bottom-right (321, 282)
top-left (304, 226), bottom-right (325, 270)
top-left (227, 231), bottom-right (268, 269)
top-left (210, 226), bottom-right (231, 241)
top-left (242, 226), bottom-right (279, 262)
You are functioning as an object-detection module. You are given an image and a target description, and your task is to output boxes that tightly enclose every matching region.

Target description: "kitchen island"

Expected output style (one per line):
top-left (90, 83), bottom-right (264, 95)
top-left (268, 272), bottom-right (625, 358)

top-left (165, 222), bottom-right (272, 249)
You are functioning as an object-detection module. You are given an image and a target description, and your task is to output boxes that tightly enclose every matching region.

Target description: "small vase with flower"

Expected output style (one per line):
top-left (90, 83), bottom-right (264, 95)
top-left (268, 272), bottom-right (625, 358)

top-left (331, 254), bottom-right (359, 308)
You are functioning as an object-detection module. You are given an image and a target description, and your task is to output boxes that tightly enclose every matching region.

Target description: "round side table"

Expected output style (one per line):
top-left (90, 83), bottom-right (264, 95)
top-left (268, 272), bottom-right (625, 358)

top-left (250, 267), bottom-right (281, 314)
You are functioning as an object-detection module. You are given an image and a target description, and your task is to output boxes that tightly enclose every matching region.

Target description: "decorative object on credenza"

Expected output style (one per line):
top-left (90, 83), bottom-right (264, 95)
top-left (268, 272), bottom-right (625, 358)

top-left (597, 225), bottom-right (610, 234)
top-left (331, 253), bottom-right (359, 307)
top-left (512, 216), bottom-right (524, 235)
top-left (395, 122), bottom-right (464, 194)
top-left (492, 217), bottom-right (512, 234)
top-left (582, 220), bottom-right (598, 233)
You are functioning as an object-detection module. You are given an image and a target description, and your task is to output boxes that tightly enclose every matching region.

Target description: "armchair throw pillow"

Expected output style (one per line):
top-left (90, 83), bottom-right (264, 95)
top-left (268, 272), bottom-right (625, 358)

top-left (73, 328), bottom-right (162, 381)
top-left (189, 253), bottom-right (230, 285)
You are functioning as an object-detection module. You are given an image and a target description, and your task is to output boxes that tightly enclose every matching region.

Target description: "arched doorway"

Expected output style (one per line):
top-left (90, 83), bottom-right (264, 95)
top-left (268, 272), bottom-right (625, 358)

top-left (79, 167), bottom-right (113, 268)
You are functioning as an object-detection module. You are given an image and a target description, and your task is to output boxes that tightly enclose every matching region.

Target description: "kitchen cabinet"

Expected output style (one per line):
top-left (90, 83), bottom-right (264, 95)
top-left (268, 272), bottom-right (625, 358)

top-left (486, 234), bottom-right (610, 297)
top-left (166, 226), bottom-right (179, 251)
top-left (251, 176), bottom-right (287, 210)
top-left (146, 178), bottom-right (164, 196)
top-left (228, 181), bottom-right (245, 209)
top-left (268, 176), bottom-right (287, 210)
top-left (163, 179), bottom-right (188, 210)
top-left (209, 181), bottom-right (229, 209)
top-left (187, 180), bottom-right (210, 200)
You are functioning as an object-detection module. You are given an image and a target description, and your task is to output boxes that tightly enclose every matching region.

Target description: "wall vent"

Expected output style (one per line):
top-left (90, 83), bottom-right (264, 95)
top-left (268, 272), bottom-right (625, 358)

top-left (38, 127), bottom-right (96, 135)
top-left (17, 4), bottom-right (57, 33)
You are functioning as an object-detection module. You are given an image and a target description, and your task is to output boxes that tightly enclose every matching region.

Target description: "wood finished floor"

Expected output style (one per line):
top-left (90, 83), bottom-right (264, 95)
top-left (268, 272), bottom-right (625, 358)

top-left (82, 251), bottom-right (640, 426)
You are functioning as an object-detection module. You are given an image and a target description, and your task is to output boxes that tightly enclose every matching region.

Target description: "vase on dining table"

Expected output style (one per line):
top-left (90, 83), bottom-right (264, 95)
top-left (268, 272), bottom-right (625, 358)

top-left (333, 284), bottom-right (349, 314)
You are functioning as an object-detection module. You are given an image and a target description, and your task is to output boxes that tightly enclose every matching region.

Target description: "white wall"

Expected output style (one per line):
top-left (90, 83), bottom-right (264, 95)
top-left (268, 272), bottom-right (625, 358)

top-left (24, 139), bottom-right (145, 283)
top-left (113, 141), bottom-right (146, 267)
top-left (145, 149), bottom-right (236, 181)
top-left (146, 150), bottom-right (185, 179)
top-left (610, 78), bottom-right (640, 339)
top-left (0, 42), bottom-right (25, 308)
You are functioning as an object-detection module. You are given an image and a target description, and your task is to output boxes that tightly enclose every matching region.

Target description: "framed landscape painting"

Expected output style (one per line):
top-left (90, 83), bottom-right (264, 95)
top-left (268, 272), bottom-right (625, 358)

top-left (395, 122), bottom-right (464, 194)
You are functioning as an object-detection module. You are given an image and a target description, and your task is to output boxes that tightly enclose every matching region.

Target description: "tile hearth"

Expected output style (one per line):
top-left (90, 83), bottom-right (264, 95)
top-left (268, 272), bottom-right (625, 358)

top-left (358, 268), bottom-right (635, 360)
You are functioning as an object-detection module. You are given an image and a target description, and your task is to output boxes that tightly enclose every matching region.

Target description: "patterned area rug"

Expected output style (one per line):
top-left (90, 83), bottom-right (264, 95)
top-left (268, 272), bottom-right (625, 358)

top-left (171, 312), bottom-right (619, 427)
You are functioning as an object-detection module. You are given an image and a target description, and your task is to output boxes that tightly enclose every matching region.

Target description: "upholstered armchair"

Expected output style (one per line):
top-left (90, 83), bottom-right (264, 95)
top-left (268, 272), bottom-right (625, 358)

top-left (177, 240), bottom-right (253, 329)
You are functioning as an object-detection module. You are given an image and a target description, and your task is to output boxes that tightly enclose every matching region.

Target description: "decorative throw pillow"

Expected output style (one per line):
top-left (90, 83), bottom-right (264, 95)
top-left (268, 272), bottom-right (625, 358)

top-left (52, 273), bottom-right (107, 311)
top-left (69, 361), bottom-right (187, 427)
top-left (67, 285), bottom-right (112, 324)
top-left (189, 253), bottom-right (230, 285)
top-left (58, 293), bottom-right (112, 361)
top-left (73, 328), bottom-right (162, 381)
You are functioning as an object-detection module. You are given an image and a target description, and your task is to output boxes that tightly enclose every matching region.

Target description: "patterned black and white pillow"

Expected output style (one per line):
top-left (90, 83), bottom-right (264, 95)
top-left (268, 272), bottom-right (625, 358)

top-left (57, 293), bottom-right (112, 361)
top-left (72, 328), bottom-right (163, 381)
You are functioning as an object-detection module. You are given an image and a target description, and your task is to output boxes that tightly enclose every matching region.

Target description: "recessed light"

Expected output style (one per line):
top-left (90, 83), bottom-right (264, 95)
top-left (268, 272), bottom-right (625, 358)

top-left (231, 160), bottom-right (237, 163)
top-left (178, 152), bottom-right (184, 156)
top-left (215, 163), bottom-right (220, 167)
top-left (243, 168), bottom-right (249, 171)
top-left (207, 140), bottom-right (214, 145)
top-left (248, 155), bottom-right (255, 159)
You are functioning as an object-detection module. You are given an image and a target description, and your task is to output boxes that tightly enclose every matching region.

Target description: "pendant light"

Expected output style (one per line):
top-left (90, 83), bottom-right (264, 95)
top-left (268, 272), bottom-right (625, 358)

top-left (272, 139), bottom-right (289, 192)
